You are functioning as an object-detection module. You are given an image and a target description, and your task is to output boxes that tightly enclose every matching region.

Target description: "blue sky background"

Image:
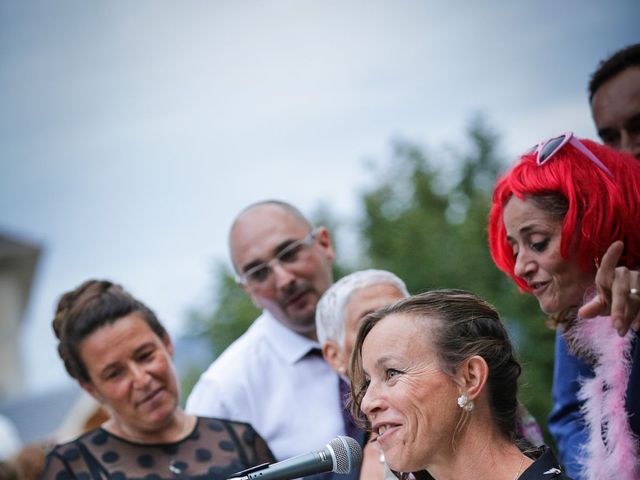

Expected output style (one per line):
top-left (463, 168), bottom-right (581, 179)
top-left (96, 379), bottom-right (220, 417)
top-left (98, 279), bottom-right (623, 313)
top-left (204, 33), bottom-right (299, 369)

top-left (1, 1), bottom-right (639, 394)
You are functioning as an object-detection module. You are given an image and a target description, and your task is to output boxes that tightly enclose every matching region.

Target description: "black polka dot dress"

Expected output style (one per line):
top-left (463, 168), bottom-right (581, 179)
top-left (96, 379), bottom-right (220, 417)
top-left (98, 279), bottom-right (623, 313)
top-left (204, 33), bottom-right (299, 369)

top-left (41, 418), bottom-right (275, 479)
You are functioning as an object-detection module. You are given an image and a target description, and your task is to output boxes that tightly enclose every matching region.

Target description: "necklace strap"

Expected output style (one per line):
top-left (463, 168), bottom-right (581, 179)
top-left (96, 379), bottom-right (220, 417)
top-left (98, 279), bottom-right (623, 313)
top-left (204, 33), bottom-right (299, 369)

top-left (513, 455), bottom-right (526, 480)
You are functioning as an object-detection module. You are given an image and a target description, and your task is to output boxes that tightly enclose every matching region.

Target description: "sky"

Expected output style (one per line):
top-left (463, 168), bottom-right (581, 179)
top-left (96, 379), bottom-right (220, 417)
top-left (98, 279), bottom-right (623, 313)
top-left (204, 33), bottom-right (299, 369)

top-left (1, 1), bottom-right (639, 395)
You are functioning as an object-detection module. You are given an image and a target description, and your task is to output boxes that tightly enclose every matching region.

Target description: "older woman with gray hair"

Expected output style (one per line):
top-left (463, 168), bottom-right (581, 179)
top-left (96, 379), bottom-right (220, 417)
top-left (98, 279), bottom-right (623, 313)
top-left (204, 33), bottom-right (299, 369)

top-left (316, 270), bottom-right (410, 378)
top-left (316, 269), bottom-right (409, 480)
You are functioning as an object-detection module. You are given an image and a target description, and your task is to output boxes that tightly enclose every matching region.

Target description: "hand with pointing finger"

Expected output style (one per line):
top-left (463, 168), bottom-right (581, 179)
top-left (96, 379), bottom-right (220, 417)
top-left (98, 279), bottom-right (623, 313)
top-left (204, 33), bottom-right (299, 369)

top-left (578, 240), bottom-right (640, 337)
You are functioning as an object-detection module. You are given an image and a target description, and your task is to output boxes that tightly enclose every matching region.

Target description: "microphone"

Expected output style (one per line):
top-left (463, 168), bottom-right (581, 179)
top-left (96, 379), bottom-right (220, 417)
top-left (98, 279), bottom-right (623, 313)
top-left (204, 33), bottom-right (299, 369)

top-left (227, 436), bottom-right (362, 480)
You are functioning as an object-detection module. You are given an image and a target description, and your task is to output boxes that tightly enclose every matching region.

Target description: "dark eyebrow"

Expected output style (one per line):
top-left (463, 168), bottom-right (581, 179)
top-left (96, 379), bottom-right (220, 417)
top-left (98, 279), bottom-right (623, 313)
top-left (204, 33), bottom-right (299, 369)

top-left (374, 355), bottom-right (394, 369)
top-left (624, 113), bottom-right (640, 129)
top-left (134, 342), bottom-right (156, 355)
top-left (241, 260), bottom-right (265, 273)
top-left (98, 342), bottom-right (155, 378)
top-left (99, 359), bottom-right (122, 379)
top-left (597, 126), bottom-right (617, 139)
top-left (240, 238), bottom-right (298, 273)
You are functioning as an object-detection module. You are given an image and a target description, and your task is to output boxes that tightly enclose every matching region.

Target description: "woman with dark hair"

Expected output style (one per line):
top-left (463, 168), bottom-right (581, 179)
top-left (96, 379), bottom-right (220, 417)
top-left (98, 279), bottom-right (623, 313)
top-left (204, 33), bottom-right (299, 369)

top-left (488, 133), bottom-right (640, 479)
top-left (41, 280), bottom-right (274, 479)
top-left (349, 289), bottom-right (570, 480)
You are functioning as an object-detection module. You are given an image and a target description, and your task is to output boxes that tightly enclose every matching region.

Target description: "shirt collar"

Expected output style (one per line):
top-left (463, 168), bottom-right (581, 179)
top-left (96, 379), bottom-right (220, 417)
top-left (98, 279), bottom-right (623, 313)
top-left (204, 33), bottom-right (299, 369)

top-left (260, 310), bottom-right (322, 364)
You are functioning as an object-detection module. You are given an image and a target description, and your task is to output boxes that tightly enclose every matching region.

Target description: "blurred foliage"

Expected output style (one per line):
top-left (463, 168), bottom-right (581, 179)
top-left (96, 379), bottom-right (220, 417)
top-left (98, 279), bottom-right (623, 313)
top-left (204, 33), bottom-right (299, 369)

top-left (196, 263), bottom-right (260, 355)
top-left (186, 115), bottom-right (555, 442)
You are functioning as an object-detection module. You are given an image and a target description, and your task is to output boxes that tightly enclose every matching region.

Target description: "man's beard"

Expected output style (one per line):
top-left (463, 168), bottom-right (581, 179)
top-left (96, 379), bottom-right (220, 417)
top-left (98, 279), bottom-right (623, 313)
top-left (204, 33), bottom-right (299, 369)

top-left (278, 282), bottom-right (318, 335)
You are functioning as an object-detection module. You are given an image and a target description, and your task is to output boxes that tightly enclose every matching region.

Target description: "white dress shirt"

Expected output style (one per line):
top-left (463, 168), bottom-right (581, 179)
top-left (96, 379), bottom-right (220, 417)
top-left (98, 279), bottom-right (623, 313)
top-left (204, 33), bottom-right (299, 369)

top-left (186, 311), bottom-right (345, 462)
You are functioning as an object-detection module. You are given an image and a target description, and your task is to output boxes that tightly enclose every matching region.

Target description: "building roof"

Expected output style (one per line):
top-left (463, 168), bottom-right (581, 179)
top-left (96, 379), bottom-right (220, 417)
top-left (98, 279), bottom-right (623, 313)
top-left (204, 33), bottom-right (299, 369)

top-left (0, 231), bottom-right (41, 327)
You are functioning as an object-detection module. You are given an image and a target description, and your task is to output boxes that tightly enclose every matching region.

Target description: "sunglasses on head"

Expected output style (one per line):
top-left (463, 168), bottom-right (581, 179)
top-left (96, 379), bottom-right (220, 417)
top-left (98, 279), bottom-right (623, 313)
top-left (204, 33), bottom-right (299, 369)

top-left (525, 132), bottom-right (613, 178)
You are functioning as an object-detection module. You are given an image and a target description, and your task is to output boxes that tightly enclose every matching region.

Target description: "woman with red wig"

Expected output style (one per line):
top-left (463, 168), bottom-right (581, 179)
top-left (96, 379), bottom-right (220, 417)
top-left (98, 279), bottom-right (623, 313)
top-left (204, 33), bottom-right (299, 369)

top-left (488, 132), bottom-right (640, 480)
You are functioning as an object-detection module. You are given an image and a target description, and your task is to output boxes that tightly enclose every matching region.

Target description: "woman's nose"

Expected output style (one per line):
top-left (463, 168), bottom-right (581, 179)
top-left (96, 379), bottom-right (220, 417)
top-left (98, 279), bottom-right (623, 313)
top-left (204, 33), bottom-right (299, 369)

top-left (361, 382), bottom-right (383, 417)
top-left (514, 250), bottom-right (535, 279)
top-left (130, 363), bottom-right (150, 387)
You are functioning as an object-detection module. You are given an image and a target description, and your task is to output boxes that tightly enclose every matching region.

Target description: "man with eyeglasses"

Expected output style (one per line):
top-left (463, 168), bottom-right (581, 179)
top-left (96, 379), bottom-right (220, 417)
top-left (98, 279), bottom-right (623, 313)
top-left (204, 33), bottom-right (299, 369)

top-left (548, 43), bottom-right (640, 480)
top-left (186, 200), bottom-right (360, 479)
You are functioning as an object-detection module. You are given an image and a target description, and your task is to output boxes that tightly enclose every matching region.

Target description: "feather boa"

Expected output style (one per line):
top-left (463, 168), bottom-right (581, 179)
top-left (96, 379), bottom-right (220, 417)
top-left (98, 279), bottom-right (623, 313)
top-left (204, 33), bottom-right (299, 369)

top-left (566, 313), bottom-right (640, 479)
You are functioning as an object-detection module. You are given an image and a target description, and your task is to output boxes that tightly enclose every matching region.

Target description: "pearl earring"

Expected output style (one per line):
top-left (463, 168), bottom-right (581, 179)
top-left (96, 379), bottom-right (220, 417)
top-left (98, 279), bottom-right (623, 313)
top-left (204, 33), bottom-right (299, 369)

top-left (457, 393), bottom-right (474, 412)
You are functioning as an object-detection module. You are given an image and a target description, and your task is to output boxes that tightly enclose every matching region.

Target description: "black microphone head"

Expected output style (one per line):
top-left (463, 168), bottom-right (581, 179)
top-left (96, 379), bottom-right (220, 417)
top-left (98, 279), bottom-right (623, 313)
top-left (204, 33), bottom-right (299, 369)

top-left (327, 436), bottom-right (363, 474)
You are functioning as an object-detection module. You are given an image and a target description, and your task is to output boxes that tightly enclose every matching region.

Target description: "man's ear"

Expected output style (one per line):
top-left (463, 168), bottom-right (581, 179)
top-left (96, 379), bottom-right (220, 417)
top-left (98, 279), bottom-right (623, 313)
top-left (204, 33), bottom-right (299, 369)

top-left (322, 340), bottom-right (347, 376)
top-left (315, 227), bottom-right (336, 263)
top-left (455, 355), bottom-right (489, 401)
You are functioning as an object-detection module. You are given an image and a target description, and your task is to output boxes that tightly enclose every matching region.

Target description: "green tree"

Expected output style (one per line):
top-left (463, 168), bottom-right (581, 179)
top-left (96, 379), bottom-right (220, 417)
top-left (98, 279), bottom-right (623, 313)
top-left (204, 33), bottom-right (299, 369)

top-left (192, 262), bottom-right (260, 358)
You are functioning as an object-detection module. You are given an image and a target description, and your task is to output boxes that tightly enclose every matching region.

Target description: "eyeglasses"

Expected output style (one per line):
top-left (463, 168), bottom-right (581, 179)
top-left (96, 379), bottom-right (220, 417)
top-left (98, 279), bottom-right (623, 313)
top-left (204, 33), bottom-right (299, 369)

top-left (235, 228), bottom-right (320, 285)
top-left (525, 132), bottom-right (613, 178)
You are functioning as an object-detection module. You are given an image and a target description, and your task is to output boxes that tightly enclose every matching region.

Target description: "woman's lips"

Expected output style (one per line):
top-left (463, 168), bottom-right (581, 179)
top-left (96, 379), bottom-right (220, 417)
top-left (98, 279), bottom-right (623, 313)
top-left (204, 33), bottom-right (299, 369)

top-left (137, 387), bottom-right (164, 407)
top-left (374, 423), bottom-right (400, 444)
top-left (531, 281), bottom-right (549, 296)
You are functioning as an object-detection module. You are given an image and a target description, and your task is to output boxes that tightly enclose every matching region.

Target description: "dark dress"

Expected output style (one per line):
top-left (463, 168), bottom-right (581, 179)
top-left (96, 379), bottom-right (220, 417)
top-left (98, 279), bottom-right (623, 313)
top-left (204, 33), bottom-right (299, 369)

top-left (408, 447), bottom-right (571, 480)
top-left (40, 417), bottom-right (274, 480)
top-left (518, 447), bottom-right (573, 480)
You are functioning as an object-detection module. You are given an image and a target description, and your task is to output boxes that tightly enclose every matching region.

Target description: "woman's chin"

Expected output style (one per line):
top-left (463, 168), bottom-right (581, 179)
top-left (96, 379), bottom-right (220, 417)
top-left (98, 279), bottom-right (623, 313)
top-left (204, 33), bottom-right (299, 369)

top-left (537, 298), bottom-right (558, 316)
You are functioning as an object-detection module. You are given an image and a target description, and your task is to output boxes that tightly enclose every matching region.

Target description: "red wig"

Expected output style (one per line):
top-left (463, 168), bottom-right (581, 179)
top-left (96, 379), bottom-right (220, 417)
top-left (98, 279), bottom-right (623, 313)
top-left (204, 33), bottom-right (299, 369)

top-left (488, 138), bottom-right (640, 292)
